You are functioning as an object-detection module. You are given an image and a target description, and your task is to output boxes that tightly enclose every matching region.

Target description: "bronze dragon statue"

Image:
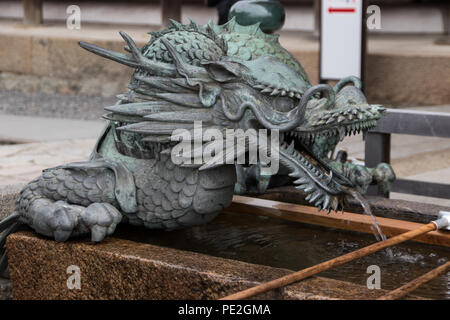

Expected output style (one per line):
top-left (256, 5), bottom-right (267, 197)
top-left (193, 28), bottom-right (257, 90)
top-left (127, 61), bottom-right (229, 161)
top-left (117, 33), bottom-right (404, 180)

top-left (0, 19), bottom-right (394, 273)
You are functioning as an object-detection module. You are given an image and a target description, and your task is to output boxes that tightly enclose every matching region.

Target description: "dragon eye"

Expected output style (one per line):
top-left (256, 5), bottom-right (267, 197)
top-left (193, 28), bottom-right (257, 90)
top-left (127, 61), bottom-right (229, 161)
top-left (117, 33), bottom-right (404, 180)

top-left (274, 96), bottom-right (295, 112)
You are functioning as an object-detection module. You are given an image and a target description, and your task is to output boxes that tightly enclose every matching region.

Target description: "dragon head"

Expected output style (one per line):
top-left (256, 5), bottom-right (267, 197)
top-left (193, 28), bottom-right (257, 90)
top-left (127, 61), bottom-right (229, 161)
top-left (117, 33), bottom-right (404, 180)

top-left (79, 21), bottom-right (386, 213)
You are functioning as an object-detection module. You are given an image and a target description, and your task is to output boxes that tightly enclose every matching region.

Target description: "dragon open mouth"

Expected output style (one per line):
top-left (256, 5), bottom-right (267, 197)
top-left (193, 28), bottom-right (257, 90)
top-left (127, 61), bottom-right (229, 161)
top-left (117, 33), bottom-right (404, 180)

top-left (279, 116), bottom-right (378, 175)
top-left (270, 102), bottom-right (385, 213)
top-left (289, 116), bottom-right (380, 143)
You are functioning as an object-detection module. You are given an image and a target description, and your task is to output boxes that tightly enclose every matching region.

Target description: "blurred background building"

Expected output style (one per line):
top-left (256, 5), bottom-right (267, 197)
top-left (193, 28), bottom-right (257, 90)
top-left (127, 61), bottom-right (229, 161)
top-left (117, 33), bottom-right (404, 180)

top-left (0, 0), bottom-right (448, 34)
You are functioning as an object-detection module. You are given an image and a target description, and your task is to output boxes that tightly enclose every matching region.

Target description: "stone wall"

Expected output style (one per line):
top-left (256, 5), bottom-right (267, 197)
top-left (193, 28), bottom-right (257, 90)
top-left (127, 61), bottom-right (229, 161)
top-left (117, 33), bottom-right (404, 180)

top-left (0, 21), bottom-right (449, 106)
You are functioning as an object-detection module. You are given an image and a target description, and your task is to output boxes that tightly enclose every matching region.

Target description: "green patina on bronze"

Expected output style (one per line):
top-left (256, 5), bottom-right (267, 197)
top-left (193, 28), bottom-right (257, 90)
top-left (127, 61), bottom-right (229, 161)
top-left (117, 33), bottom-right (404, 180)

top-left (228, 0), bottom-right (286, 33)
top-left (0, 20), bottom-right (394, 274)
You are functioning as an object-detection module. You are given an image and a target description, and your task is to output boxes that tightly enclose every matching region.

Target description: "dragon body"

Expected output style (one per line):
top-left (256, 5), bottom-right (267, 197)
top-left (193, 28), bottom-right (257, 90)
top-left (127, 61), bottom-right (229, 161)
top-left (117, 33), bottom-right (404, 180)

top-left (0, 19), bottom-right (394, 273)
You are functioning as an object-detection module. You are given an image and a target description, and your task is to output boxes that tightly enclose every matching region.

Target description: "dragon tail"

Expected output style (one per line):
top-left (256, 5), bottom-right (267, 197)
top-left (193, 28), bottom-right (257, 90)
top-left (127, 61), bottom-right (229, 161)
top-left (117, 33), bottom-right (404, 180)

top-left (0, 212), bottom-right (21, 276)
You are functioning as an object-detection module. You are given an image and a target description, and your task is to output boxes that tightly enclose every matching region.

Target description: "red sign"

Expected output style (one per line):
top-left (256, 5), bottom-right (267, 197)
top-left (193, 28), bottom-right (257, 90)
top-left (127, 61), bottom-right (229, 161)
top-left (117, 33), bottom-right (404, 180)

top-left (328, 8), bottom-right (356, 13)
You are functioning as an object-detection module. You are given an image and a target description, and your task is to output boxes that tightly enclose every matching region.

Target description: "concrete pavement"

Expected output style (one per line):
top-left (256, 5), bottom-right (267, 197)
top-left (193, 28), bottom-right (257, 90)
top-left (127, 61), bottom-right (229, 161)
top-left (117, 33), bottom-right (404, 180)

top-left (0, 114), bottom-right (105, 142)
top-left (0, 138), bottom-right (95, 185)
top-left (0, 114), bottom-right (102, 185)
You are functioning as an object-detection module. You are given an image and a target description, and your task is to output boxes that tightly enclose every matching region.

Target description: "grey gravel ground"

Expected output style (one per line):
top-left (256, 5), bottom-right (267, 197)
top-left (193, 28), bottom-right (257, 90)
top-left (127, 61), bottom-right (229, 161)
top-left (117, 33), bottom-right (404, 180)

top-left (0, 89), bottom-right (116, 121)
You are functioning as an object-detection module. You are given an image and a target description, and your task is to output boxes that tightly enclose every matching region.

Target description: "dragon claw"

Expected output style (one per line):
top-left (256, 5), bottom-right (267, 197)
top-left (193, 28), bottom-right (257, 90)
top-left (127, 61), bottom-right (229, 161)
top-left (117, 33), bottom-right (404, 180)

top-left (48, 206), bottom-right (78, 242)
top-left (27, 199), bottom-right (122, 243)
top-left (81, 203), bottom-right (122, 243)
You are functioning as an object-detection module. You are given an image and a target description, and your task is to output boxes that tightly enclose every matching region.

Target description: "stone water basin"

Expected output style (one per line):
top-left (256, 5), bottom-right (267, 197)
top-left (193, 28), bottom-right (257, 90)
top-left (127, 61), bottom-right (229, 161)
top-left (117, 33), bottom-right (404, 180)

top-left (114, 210), bottom-right (449, 300)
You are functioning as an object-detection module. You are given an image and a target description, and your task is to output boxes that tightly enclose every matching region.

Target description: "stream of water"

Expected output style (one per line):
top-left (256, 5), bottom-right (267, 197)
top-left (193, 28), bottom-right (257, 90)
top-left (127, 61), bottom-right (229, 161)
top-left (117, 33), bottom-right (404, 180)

top-left (346, 189), bottom-right (394, 258)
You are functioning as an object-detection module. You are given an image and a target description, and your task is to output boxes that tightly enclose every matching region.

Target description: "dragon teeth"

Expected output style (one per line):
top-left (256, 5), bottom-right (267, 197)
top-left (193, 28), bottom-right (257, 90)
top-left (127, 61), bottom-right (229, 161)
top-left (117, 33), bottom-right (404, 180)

top-left (322, 197), bottom-right (330, 211)
top-left (295, 177), bottom-right (309, 185)
top-left (287, 140), bottom-right (295, 153)
top-left (339, 128), bottom-right (346, 141)
top-left (256, 83), bottom-right (299, 99)
top-left (309, 191), bottom-right (321, 203)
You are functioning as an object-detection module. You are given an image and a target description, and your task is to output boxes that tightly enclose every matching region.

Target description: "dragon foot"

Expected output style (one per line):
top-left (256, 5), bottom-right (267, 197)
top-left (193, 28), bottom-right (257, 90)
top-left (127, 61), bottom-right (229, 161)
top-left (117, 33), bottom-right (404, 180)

top-left (28, 199), bottom-right (122, 242)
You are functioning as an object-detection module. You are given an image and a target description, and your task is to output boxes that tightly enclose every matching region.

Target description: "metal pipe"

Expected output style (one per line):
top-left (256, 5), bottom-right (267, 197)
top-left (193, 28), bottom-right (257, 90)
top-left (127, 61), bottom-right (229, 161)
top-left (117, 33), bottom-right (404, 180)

top-left (219, 211), bottom-right (450, 300)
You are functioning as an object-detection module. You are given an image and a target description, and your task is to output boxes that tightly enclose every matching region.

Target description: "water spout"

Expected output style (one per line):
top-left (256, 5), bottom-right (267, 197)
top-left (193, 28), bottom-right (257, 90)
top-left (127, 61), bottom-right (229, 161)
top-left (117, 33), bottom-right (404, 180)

top-left (344, 188), bottom-right (394, 258)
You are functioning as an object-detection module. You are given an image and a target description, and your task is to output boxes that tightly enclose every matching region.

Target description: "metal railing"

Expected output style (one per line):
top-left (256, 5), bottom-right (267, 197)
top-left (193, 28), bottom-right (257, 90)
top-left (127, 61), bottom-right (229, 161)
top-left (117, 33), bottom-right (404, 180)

top-left (365, 109), bottom-right (450, 199)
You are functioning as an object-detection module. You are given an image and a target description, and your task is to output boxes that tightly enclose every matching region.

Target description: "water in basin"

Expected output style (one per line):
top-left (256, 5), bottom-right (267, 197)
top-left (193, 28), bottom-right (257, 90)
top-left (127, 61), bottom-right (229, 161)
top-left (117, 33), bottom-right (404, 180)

top-left (115, 211), bottom-right (449, 299)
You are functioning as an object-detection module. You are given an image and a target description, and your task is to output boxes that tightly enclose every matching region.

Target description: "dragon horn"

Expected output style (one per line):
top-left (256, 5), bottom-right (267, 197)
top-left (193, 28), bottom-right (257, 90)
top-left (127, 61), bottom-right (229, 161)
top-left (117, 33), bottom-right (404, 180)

top-left (333, 76), bottom-right (362, 93)
top-left (78, 41), bottom-right (138, 68)
top-left (79, 32), bottom-right (177, 77)
top-left (300, 84), bottom-right (336, 110)
top-left (159, 37), bottom-right (209, 80)
top-left (118, 31), bottom-right (177, 77)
